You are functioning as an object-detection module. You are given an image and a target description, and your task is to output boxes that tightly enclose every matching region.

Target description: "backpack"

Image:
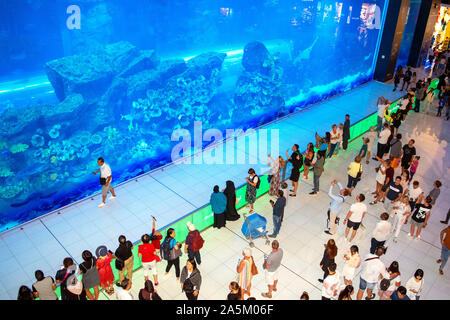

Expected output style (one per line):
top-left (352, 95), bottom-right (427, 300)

top-left (191, 232), bottom-right (204, 252)
top-left (252, 175), bottom-right (261, 189)
top-left (160, 238), bottom-right (172, 261)
top-left (380, 274), bottom-right (399, 291)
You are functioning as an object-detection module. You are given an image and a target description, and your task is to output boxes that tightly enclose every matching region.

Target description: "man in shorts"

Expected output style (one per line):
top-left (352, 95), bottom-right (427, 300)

top-left (343, 194), bottom-right (367, 243)
top-left (93, 157), bottom-right (117, 208)
top-left (356, 247), bottom-right (388, 300)
top-left (409, 196), bottom-right (432, 240)
top-left (261, 240), bottom-right (283, 298)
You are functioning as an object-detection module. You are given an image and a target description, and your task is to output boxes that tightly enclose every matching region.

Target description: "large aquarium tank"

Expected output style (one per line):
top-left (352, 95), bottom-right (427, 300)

top-left (0, 0), bottom-right (387, 230)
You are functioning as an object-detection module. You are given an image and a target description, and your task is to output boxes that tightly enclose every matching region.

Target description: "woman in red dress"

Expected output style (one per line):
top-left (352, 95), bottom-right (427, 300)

top-left (95, 246), bottom-right (115, 295)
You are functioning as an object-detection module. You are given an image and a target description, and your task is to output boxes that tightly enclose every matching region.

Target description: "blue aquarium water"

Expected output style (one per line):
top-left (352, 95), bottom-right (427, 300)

top-left (0, 0), bottom-right (387, 230)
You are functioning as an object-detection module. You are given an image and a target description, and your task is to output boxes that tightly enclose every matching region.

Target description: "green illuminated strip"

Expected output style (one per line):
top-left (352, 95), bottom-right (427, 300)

top-left (51, 79), bottom-right (439, 299)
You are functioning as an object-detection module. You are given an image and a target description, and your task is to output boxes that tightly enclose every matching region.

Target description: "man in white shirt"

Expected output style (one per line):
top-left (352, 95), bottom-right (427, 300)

top-left (327, 124), bottom-right (341, 158)
top-left (356, 247), bottom-right (389, 300)
top-left (321, 263), bottom-right (340, 300)
top-left (370, 212), bottom-right (391, 254)
top-left (116, 278), bottom-right (134, 300)
top-left (374, 123), bottom-right (391, 160)
top-left (343, 194), bottom-right (367, 243)
top-left (93, 157), bottom-right (117, 208)
top-left (377, 102), bottom-right (389, 131)
top-left (406, 180), bottom-right (423, 210)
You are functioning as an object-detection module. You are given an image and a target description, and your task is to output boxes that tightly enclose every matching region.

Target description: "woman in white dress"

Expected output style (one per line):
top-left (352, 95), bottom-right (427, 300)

top-left (391, 196), bottom-right (411, 243)
top-left (371, 157), bottom-right (387, 199)
top-left (342, 245), bottom-right (361, 286)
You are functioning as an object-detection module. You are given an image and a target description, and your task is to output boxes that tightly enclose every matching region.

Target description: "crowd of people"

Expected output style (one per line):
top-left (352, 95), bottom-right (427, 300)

top-left (16, 64), bottom-right (450, 301)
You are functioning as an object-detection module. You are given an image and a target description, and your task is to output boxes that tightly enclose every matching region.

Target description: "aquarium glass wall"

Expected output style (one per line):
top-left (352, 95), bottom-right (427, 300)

top-left (0, 0), bottom-right (387, 230)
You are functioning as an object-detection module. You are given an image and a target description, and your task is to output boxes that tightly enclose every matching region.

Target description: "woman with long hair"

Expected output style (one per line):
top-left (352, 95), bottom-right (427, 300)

top-left (319, 239), bottom-right (338, 283)
top-left (17, 286), bottom-right (34, 300)
top-left (163, 228), bottom-right (181, 280)
top-left (139, 280), bottom-right (162, 300)
top-left (227, 281), bottom-right (243, 300)
top-left (79, 250), bottom-right (101, 300)
top-left (338, 285), bottom-right (354, 300)
top-left (379, 261), bottom-right (401, 300)
top-left (302, 142), bottom-right (315, 180)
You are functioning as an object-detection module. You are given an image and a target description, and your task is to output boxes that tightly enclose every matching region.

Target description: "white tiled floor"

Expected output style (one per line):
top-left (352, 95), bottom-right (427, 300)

top-left (1, 80), bottom-right (449, 300)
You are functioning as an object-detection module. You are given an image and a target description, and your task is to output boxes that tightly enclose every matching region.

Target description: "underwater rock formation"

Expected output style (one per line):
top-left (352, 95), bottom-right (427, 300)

top-left (242, 41), bottom-right (273, 75)
top-left (46, 41), bottom-right (140, 101)
top-left (233, 42), bottom-right (285, 123)
top-left (119, 50), bottom-right (160, 78)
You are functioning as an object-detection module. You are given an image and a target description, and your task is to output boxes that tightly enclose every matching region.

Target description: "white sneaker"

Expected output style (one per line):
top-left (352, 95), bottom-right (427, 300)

top-left (98, 202), bottom-right (106, 208)
top-left (109, 195), bottom-right (117, 200)
top-left (415, 235), bottom-right (421, 240)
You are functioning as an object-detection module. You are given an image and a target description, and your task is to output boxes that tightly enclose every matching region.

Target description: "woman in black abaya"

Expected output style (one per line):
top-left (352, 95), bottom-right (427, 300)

top-left (223, 180), bottom-right (240, 221)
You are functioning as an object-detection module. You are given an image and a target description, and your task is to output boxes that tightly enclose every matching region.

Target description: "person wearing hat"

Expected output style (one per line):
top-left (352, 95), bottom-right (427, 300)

top-left (185, 222), bottom-right (203, 265)
top-left (95, 245), bottom-right (115, 295)
top-left (237, 248), bottom-right (257, 298)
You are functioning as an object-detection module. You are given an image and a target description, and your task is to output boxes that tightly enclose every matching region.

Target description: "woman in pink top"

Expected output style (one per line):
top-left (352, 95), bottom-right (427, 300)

top-left (409, 156), bottom-right (420, 180)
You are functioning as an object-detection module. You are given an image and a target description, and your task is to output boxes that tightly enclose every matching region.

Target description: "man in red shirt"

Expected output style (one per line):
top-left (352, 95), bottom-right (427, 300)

top-left (437, 226), bottom-right (450, 275)
top-left (138, 233), bottom-right (161, 286)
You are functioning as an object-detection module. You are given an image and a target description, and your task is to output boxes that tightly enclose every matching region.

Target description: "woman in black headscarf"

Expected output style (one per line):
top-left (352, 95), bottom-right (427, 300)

top-left (223, 180), bottom-right (240, 221)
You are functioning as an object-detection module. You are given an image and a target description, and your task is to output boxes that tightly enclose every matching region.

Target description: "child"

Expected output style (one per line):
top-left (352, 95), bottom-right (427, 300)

top-left (437, 96), bottom-right (447, 117)
top-left (409, 156), bottom-right (420, 180)
top-left (358, 138), bottom-right (369, 159)
top-left (342, 245), bottom-right (361, 286)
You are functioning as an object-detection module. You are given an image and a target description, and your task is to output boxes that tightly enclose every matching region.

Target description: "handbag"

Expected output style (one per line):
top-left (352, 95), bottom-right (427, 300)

top-left (169, 246), bottom-right (182, 261)
top-left (356, 164), bottom-right (362, 181)
top-left (380, 274), bottom-right (398, 291)
top-left (250, 257), bottom-right (258, 276)
top-left (100, 177), bottom-right (107, 185)
top-left (115, 258), bottom-right (125, 271)
top-left (183, 277), bottom-right (194, 294)
top-left (375, 166), bottom-right (380, 173)
top-left (62, 269), bottom-right (83, 295)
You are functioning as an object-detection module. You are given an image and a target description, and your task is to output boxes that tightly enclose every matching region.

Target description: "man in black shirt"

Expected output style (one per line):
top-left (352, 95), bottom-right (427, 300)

top-left (115, 235), bottom-right (134, 284)
top-left (286, 144), bottom-right (303, 197)
top-left (401, 139), bottom-right (416, 174)
top-left (342, 114), bottom-right (350, 150)
top-left (401, 67), bottom-right (412, 91)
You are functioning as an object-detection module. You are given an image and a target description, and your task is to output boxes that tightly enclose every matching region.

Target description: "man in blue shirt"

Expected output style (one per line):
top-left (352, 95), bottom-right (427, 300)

top-left (269, 190), bottom-right (287, 238)
top-left (325, 179), bottom-right (350, 235)
top-left (390, 286), bottom-right (410, 300)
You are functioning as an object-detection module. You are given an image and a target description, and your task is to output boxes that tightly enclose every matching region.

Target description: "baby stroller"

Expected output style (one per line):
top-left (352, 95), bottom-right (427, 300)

top-left (241, 212), bottom-right (270, 248)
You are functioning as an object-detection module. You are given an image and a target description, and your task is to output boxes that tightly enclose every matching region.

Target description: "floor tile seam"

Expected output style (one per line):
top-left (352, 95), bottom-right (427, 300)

top-left (223, 225), bottom-right (323, 293)
top-left (39, 218), bottom-right (79, 265)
